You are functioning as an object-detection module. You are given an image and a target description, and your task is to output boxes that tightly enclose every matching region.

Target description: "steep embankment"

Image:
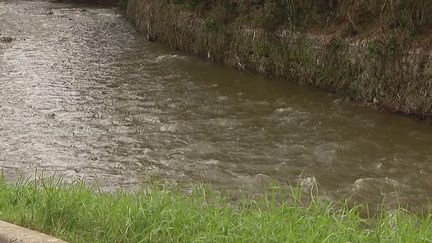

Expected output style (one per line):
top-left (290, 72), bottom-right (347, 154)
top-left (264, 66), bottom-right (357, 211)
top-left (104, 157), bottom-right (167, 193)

top-left (61, 0), bottom-right (117, 5)
top-left (125, 0), bottom-right (432, 118)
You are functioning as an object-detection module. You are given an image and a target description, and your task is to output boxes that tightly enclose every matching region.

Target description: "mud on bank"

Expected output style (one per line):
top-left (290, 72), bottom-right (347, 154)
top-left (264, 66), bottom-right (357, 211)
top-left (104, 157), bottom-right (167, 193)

top-left (125, 0), bottom-right (432, 119)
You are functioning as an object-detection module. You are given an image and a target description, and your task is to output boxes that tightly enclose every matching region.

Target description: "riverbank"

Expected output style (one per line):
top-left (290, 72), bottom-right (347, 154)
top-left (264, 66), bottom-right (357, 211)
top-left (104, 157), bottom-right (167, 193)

top-left (124, 0), bottom-right (432, 119)
top-left (0, 177), bottom-right (431, 242)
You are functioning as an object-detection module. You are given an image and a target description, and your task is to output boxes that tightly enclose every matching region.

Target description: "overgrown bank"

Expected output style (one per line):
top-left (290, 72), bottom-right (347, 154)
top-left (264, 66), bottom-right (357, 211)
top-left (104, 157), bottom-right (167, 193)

top-left (124, 0), bottom-right (432, 118)
top-left (60, 0), bottom-right (118, 5)
top-left (1, 177), bottom-right (432, 242)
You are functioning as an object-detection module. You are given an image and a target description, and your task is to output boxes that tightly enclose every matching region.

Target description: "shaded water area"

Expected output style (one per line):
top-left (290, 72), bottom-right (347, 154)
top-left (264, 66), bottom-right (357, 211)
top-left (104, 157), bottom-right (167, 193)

top-left (2, 0), bottom-right (432, 209)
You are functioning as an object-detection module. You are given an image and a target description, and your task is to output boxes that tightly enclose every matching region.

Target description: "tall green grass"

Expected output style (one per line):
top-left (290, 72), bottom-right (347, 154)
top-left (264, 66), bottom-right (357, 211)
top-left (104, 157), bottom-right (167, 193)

top-left (0, 177), bottom-right (431, 242)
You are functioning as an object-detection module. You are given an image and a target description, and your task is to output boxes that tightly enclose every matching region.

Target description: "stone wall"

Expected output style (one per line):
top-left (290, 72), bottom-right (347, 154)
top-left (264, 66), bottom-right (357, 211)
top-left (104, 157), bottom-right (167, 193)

top-left (126, 0), bottom-right (432, 118)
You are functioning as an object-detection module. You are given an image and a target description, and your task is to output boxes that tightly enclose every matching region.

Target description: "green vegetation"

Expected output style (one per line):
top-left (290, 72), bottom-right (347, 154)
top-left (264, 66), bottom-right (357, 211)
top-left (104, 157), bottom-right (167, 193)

top-left (366, 33), bottom-right (401, 58)
top-left (168, 0), bottom-right (432, 36)
top-left (125, 0), bottom-right (432, 116)
top-left (0, 177), bottom-right (432, 242)
top-left (119, 0), bottom-right (128, 11)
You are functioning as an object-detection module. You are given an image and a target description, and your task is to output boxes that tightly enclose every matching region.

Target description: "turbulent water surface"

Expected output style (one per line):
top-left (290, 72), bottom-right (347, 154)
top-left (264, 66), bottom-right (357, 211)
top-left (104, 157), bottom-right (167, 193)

top-left (2, 0), bottom-right (432, 209)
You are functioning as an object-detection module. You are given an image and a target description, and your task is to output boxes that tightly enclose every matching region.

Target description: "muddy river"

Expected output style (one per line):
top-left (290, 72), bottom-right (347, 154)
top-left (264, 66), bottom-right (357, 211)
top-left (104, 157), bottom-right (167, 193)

top-left (2, 0), bottom-right (432, 209)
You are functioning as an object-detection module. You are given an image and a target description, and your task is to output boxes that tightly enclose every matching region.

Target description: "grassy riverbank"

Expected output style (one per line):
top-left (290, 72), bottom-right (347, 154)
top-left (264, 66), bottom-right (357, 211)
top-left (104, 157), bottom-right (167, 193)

top-left (125, 0), bottom-right (432, 119)
top-left (0, 177), bottom-right (431, 242)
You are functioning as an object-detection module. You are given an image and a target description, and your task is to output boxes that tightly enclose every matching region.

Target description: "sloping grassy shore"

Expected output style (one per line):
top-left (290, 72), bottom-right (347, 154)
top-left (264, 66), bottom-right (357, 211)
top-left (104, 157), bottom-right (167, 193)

top-left (0, 177), bottom-right (431, 242)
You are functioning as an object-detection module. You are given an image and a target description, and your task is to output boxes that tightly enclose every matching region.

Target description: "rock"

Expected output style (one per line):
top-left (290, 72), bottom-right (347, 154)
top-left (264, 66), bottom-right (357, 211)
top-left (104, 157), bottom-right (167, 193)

top-left (0, 37), bottom-right (14, 43)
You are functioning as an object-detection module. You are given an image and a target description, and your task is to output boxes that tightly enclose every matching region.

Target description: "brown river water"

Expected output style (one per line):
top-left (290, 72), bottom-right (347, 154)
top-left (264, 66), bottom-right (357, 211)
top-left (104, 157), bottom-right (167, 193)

top-left (2, 0), bottom-right (432, 209)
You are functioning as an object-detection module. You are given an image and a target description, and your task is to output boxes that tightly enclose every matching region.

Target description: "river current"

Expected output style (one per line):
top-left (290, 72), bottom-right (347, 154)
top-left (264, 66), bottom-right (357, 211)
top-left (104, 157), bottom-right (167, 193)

top-left (2, 0), bottom-right (432, 209)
